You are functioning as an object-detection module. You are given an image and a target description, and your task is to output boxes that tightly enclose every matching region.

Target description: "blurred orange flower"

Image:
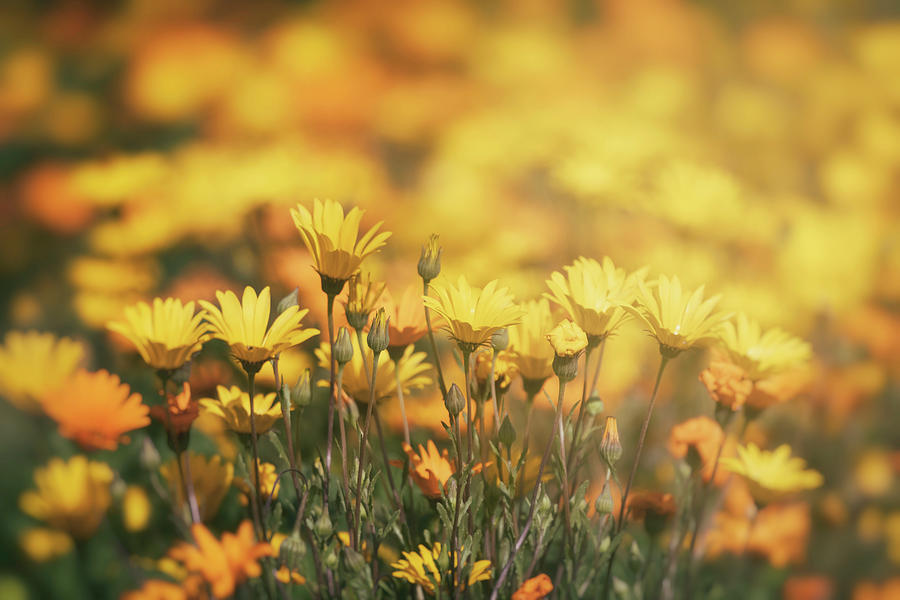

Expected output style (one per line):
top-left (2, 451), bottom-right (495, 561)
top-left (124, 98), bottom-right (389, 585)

top-left (402, 440), bottom-right (455, 498)
top-left (512, 573), bottom-right (554, 600)
top-left (150, 383), bottom-right (199, 437)
top-left (385, 284), bottom-right (429, 349)
top-left (699, 360), bottom-right (752, 411)
top-left (667, 416), bottom-right (729, 484)
top-left (42, 369), bottom-right (149, 451)
top-left (169, 521), bottom-right (273, 599)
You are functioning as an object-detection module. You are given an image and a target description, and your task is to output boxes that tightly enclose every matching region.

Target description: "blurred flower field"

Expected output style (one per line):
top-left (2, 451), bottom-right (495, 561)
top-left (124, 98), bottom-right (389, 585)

top-left (0, 0), bottom-right (898, 598)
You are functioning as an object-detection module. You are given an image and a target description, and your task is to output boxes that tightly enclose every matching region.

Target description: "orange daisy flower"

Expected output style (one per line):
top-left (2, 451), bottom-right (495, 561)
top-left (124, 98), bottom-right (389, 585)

top-left (513, 573), bottom-right (554, 600)
top-left (42, 369), bottom-right (149, 451)
top-left (169, 521), bottom-right (273, 599)
top-left (385, 284), bottom-right (429, 350)
top-left (666, 416), bottom-right (730, 484)
top-left (401, 440), bottom-right (485, 499)
top-left (150, 382), bottom-right (198, 436)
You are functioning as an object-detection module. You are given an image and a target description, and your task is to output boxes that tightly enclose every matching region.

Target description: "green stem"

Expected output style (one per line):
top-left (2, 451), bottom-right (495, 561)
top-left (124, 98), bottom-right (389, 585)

top-left (423, 280), bottom-right (448, 399)
top-left (324, 293), bottom-right (337, 520)
top-left (354, 348), bottom-right (381, 550)
top-left (615, 354), bottom-right (670, 532)
top-left (395, 359), bottom-right (411, 445)
top-left (489, 378), bottom-right (569, 600)
top-left (246, 369), bottom-right (267, 540)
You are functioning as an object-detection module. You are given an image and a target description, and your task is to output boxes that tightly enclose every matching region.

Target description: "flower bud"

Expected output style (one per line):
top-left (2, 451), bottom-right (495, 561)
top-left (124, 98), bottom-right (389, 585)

top-left (314, 512), bottom-right (332, 538)
top-left (345, 273), bottom-right (384, 332)
top-left (491, 328), bottom-right (509, 351)
top-left (367, 308), bottom-right (390, 354)
top-left (599, 416), bottom-right (623, 466)
top-left (585, 391), bottom-right (605, 416)
top-left (445, 383), bottom-right (465, 417)
top-left (291, 370), bottom-right (312, 408)
top-left (334, 327), bottom-right (354, 366)
top-left (547, 320), bottom-right (587, 382)
top-left (595, 484), bottom-right (614, 515)
top-left (279, 532), bottom-right (306, 569)
top-left (418, 234), bottom-right (442, 283)
top-left (277, 287), bottom-right (299, 315)
top-left (499, 415), bottom-right (516, 448)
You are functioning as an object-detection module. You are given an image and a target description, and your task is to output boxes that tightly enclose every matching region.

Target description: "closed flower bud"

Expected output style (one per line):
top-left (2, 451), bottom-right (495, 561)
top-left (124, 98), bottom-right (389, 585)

top-left (599, 417), bottom-right (623, 466)
top-left (314, 512), bottom-right (332, 538)
top-left (418, 234), bottom-right (442, 283)
top-left (499, 415), bottom-right (516, 448)
top-left (277, 287), bottom-right (299, 315)
top-left (291, 370), bottom-right (311, 408)
top-left (445, 383), bottom-right (465, 417)
top-left (595, 484), bottom-right (614, 515)
top-left (334, 327), bottom-right (354, 365)
top-left (279, 532), bottom-right (306, 569)
top-left (367, 308), bottom-right (390, 354)
top-left (491, 328), bottom-right (509, 351)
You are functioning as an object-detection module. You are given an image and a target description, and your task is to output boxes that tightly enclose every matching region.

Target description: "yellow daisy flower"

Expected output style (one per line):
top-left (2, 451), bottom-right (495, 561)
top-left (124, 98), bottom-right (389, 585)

top-left (314, 334), bottom-right (431, 404)
top-left (507, 298), bottom-right (556, 384)
top-left (718, 313), bottom-right (812, 379)
top-left (290, 198), bottom-right (391, 292)
top-left (19, 456), bottom-right (113, 539)
top-left (19, 528), bottom-right (73, 563)
top-left (0, 331), bottom-right (85, 413)
top-left (199, 385), bottom-right (282, 434)
top-left (107, 297), bottom-right (209, 371)
top-left (200, 286), bottom-right (319, 368)
top-left (423, 276), bottom-right (523, 351)
top-left (545, 256), bottom-right (647, 341)
top-left (546, 319), bottom-right (588, 357)
top-left (720, 443), bottom-right (824, 504)
top-left (627, 275), bottom-right (730, 357)
top-left (391, 542), bottom-right (491, 595)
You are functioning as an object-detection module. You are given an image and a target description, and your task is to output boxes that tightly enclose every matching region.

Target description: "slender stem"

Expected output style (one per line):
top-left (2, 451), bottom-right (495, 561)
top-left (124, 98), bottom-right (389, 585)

top-left (395, 359), bottom-right (411, 445)
top-left (489, 352), bottom-right (501, 433)
top-left (615, 354), bottom-right (670, 532)
top-left (449, 415), bottom-right (464, 598)
top-left (490, 378), bottom-right (568, 600)
top-left (354, 349), bottom-right (381, 550)
top-left (682, 418), bottom-right (731, 599)
top-left (157, 373), bottom-right (200, 524)
top-left (568, 340), bottom-right (605, 478)
top-left (181, 453), bottom-right (202, 524)
top-left (335, 366), bottom-right (354, 547)
top-left (247, 369), bottom-right (267, 541)
top-left (423, 280), bottom-right (448, 399)
top-left (324, 293), bottom-right (337, 520)
top-left (461, 348), bottom-right (475, 537)
top-left (373, 407), bottom-right (409, 532)
top-left (556, 405), bottom-right (573, 543)
top-left (272, 359), bottom-right (305, 523)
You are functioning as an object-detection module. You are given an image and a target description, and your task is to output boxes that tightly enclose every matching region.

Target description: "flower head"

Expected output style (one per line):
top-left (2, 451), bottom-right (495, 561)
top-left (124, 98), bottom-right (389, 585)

top-left (150, 382), bottom-right (198, 436)
top-left (474, 349), bottom-right (518, 398)
top-left (718, 313), bottom-right (812, 379)
top-left (345, 272), bottom-right (385, 330)
top-left (315, 335), bottom-right (430, 404)
top-left (699, 360), bottom-right (753, 411)
top-left (290, 198), bottom-right (391, 285)
top-left (107, 297), bottom-right (209, 371)
top-left (546, 319), bottom-right (588, 357)
top-left (42, 369), bottom-right (149, 451)
top-left (627, 275), bottom-right (730, 357)
top-left (169, 521), bottom-right (273, 599)
top-left (423, 276), bottom-right (523, 350)
top-left (19, 528), bottom-right (73, 563)
top-left (418, 234), bottom-right (442, 283)
top-left (385, 284), bottom-right (429, 349)
top-left (599, 416), bottom-right (623, 466)
top-left (199, 385), bottom-right (282, 434)
top-left (720, 443), bottom-right (823, 504)
top-left (507, 298), bottom-right (556, 383)
top-left (545, 257), bottom-right (647, 339)
top-left (391, 542), bottom-right (491, 595)
top-left (402, 440), bottom-right (455, 498)
top-left (236, 459), bottom-right (280, 504)
top-left (19, 456), bottom-right (113, 539)
top-left (667, 416), bottom-right (728, 484)
top-left (161, 452), bottom-right (233, 522)
top-left (199, 286), bottom-right (318, 367)
top-left (513, 574), bottom-right (554, 600)
top-left (0, 331), bottom-right (85, 413)
top-left (626, 490), bottom-right (676, 535)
